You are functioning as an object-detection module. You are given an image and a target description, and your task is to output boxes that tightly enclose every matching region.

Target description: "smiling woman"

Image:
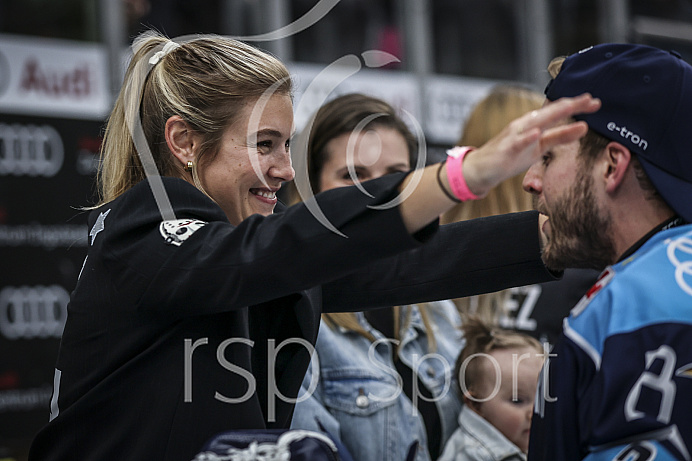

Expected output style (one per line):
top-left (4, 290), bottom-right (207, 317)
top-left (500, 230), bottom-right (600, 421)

top-left (28, 30), bottom-right (600, 461)
top-left (167, 94), bottom-right (295, 225)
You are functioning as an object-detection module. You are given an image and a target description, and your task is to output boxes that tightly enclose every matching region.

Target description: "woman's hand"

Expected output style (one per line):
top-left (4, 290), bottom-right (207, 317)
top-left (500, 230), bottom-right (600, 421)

top-left (462, 93), bottom-right (601, 197)
top-left (398, 93), bottom-right (600, 234)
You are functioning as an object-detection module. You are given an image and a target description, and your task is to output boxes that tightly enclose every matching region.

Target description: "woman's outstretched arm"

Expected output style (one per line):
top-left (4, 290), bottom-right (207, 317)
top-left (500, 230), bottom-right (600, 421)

top-left (398, 94), bottom-right (600, 233)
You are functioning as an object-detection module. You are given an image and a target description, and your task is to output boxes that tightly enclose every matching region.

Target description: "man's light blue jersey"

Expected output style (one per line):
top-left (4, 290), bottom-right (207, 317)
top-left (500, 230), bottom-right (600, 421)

top-left (529, 224), bottom-right (692, 461)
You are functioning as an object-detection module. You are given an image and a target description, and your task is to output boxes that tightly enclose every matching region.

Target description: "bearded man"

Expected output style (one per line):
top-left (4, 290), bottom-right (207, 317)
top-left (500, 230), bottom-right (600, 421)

top-left (524, 43), bottom-right (692, 461)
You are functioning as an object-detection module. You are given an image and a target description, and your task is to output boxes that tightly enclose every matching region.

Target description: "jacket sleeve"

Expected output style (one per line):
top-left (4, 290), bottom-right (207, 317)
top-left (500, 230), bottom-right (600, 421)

top-left (321, 211), bottom-right (558, 312)
top-left (93, 174), bottom-right (433, 317)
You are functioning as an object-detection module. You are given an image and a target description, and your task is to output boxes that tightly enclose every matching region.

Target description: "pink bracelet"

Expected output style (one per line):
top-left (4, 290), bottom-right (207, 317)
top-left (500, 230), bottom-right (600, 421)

top-left (446, 146), bottom-right (479, 201)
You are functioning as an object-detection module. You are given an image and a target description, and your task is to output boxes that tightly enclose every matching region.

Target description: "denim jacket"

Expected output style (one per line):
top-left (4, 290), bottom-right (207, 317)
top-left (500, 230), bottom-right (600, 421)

top-left (438, 405), bottom-right (526, 461)
top-left (290, 301), bottom-right (464, 461)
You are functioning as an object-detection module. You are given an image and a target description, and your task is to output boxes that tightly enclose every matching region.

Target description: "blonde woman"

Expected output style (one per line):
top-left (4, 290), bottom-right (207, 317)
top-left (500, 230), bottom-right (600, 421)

top-left (28, 30), bottom-right (599, 460)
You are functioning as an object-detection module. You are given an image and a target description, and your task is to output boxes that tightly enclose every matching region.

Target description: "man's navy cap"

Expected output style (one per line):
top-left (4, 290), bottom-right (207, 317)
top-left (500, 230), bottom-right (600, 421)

top-left (545, 43), bottom-right (692, 222)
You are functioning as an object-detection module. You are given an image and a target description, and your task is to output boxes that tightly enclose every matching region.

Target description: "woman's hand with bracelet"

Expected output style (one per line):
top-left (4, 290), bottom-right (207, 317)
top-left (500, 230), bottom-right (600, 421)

top-left (461, 93), bottom-right (601, 198)
top-left (398, 93), bottom-right (600, 233)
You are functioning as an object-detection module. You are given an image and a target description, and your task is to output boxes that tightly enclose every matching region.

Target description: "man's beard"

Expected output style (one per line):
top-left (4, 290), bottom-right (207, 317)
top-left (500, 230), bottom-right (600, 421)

top-left (538, 169), bottom-right (617, 271)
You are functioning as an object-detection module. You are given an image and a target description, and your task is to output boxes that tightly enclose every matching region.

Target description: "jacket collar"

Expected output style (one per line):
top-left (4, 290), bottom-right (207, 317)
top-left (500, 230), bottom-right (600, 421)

top-left (458, 405), bottom-right (526, 460)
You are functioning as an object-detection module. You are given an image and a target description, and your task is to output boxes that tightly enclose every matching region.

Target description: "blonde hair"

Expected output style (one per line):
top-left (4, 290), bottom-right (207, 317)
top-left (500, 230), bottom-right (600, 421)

top-left (455, 315), bottom-right (543, 399)
top-left (96, 31), bottom-right (292, 205)
top-left (441, 85), bottom-right (544, 320)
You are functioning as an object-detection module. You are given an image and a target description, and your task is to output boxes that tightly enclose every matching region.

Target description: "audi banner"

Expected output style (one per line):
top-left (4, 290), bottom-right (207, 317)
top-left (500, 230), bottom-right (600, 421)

top-left (0, 34), bottom-right (108, 458)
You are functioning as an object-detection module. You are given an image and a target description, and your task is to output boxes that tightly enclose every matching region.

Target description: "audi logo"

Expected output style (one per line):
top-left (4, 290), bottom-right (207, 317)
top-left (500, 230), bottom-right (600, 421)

top-left (0, 123), bottom-right (64, 177)
top-left (0, 285), bottom-right (69, 340)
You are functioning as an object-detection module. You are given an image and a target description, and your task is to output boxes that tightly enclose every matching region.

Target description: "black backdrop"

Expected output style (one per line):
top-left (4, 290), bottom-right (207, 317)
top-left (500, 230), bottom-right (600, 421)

top-left (0, 113), bottom-right (103, 458)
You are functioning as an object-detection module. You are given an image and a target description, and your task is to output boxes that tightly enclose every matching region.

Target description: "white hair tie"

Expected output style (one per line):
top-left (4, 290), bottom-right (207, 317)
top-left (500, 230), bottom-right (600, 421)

top-left (149, 41), bottom-right (181, 65)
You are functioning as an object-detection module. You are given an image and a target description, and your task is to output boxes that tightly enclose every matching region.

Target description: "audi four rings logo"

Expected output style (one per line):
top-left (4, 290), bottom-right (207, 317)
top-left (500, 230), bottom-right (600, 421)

top-left (0, 123), bottom-right (64, 177)
top-left (0, 285), bottom-right (69, 340)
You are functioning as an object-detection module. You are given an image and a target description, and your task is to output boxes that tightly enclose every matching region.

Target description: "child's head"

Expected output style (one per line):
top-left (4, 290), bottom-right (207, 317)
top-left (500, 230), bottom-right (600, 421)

top-left (455, 316), bottom-right (544, 453)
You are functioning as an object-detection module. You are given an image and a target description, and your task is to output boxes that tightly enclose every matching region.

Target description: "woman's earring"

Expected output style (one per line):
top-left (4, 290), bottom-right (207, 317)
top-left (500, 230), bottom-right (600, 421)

top-left (185, 161), bottom-right (194, 172)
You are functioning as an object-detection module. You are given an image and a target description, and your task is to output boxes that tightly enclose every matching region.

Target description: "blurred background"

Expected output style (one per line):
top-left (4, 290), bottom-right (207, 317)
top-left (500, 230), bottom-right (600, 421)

top-left (1, 0), bottom-right (691, 459)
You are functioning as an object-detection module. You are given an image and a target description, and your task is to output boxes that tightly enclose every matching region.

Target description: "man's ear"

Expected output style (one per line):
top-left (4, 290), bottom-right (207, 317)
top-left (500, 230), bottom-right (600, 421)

top-left (603, 141), bottom-right (632, 194)
top-left (165, 115), bottom-right (199, 167)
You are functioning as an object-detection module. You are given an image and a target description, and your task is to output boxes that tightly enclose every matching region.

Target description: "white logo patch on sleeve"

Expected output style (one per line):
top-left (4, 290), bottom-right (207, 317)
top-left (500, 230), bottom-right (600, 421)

top-left (159, 219), bottom-right (207, 246)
